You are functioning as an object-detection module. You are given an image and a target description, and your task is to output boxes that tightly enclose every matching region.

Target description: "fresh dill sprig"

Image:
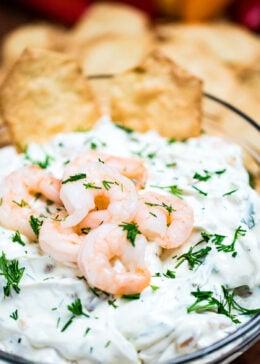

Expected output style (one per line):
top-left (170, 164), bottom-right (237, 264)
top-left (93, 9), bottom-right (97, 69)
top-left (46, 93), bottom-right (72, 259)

top-left (122, 293), bottom-right (141, 300)
top-left (192, 185), bottom-right (208, 196)
top-left (145, 201), bottom-right (175, 215)
top-left (102, 180), bottom-right (117, 191)
top-left (151, 184), bottom-right (183, 199)
top-left (62, 173), bottom-right (87, 184)
top-left (83, 182), bottom-right (101, 190)
top-left (119, 222), bottom-right (141, 247)
top-left (11, 231), bottom-right (26, 246)
top-left (222, 189), bottom-right (238, 197)
top-left (214, 226), bottom-right (246, 257)
top-left (61, 298), bottom-right (89, 332)
top-left (0, 252), bottom-right (25, 297)
top-left (108, 298), bottom-right (118, 309)
top-left (25, 154), bottom-right (53, 169)
top-left (29, 215), bottom-right (43, 237)
top-left (187, 285), bottom-right (260, 324)
top-left (12, 199), bottom-right (29, 208)
top-left (201, 226), bottom-right (246, 257)
top-left (175, 244), bottom-right (212, 270)
top-left (115, 124), bottom-right (133, 134)
top-left (193, 169), bottom-right (226, 182)
top-left (10, 309), bottom-right (19, 320)
top-left (163, 269), bottom-right (176, 279)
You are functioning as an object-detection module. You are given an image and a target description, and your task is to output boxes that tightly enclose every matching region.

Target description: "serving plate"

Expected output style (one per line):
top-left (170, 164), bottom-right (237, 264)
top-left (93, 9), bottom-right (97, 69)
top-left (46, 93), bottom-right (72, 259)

top-left (0, 94), bottom-right (259, 364)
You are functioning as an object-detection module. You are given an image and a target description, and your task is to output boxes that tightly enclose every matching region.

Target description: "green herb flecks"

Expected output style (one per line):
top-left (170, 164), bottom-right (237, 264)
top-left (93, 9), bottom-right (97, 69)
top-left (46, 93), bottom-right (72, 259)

top-left (167, 138), bottom-right (176, 144)
top-left (187, 286), bottom-right (260, 324)
top-left (29, 215), bottom-right (43, 237)
top-left (102, 180), bottom-right (118, 191)
top-left (10, 309), bottom-right (18, 320)
top-left (192, 185), bottom-right (208, 196)
top-left (214, 226), bottom-right (246, 257)
top-left (166, 162), bottom-right (177, 168)
top-left (83, 182), bottom-right (101, 190)
top-left (193, 169), bottom-right (226, 182)
top-left (115, 124), bottom-right (133, 134)
top-left (25, 154), bottom-right (53, 169)
top-left (90, 142), bottom-right (97, 150)
top-left (145, 201), bottom-right (175, 215)
top-left (105, 340), bottom-right (111, 348)
top-left (163, 269), bottom-right (176, 279)
top-left (175, 244), bottom-right (212, 270)
top-left (119, 222), bottom-right (141, 247)
top-left (222, 189), bottom-right (238, 197)
top-left (200, 231), bottom-right (226, 245)
top-left (201, 226), bottom-right (246, 257)
top-left (122, 293), bottom-right (141, 300)
top-left (81, 227), bottom-right (91, 235)
top-left (108, 298), bottom-right (118, 309)
top-left (147, 152), bottom-right (156, 159)
top-left (84, 327), bottom-right (91, 336)
top-left (12, 199), bottom-right (29, 208)
top-left (62, 173), bottom-right (87, 184)
top-left (150, 285), bottom-right (160, 291)
top-left (0, 252), bottom-right (25, 297)
top-left (151, 184), bottom-right (183, 199)
top-left (61, 298), bottom-right (89, 332)
top-left (11, 231), bottom-right (26, 246)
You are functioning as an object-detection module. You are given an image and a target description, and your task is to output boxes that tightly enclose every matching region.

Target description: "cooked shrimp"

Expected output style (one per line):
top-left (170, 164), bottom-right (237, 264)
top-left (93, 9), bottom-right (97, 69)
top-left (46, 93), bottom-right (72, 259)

top-left (77, 223), bottom-right (151, 295)
top-left (67, 151), bottom-right (147, 189)
top-left (135, 192), bottom-right (194, 249)
top-left (39, 210), bottom-right (83, 264)
top-left (60, 161), bottom-right (138, 228)
top-left (0, 165), bottom-right (61, 240)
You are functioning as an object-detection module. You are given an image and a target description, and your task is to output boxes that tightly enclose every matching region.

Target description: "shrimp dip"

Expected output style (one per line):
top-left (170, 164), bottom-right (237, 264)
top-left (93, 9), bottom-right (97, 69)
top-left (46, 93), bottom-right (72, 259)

top-left (0, 117), bottom-right (259, 363)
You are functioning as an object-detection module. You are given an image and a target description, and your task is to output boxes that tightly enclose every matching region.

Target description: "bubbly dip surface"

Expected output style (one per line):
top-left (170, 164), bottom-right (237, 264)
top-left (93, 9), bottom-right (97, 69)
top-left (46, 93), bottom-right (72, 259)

top-left (0, 118), bottom-right (259, 363)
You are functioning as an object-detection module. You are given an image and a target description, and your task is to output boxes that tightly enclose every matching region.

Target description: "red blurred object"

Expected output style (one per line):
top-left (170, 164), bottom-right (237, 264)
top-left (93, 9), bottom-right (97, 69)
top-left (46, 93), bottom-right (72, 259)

top-left (17, 0), bottom-right (89, 25)
top-left (110, 0), bottom-right (155, 16)
top-left (16, 0), bottom-right (155, 25)
top-left (231, 0), bottom-right (260, 32)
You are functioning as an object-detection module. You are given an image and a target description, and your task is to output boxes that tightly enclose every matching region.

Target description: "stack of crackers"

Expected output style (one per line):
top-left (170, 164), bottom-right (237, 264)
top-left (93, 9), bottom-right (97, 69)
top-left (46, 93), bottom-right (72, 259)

top-left (0, 2), bottom-right (259, 150)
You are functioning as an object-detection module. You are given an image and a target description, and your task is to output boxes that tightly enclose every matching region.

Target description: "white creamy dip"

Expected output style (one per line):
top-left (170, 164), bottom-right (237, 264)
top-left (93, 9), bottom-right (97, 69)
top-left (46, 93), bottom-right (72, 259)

top-left (0, 118), bottom-right (259, 364)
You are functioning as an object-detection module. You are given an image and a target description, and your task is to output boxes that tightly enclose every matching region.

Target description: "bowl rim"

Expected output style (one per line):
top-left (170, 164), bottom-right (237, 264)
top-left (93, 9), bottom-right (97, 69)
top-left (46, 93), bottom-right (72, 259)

top-left (0, 93), bottom-right (259, 364)
top-left (204, 93), bottom-right (260, 131)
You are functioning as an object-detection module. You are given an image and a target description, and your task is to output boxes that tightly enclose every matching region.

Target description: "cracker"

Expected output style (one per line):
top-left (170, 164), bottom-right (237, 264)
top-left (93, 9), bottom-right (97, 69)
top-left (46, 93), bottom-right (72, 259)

top-left (156, 37), bottom-right (237, 100)
top-left (2, 23), bottom-right (66, 68)
top-left (0, 48), bottom-right (100, 150)
top-left (71, 2), bottom-right (150, 43)
top-left (100, 52), bottom-right (202, 139)
top-left (156, 23), bottom-right (260, 67)
top-left (73, 33), bottom-right (152, 76)
top-left (155, 35), bottom-right (259, 122)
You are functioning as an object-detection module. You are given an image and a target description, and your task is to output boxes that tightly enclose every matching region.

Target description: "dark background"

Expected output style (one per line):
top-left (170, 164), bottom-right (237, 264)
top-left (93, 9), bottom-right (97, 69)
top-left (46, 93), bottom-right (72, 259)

top-left (0, 0), bottom-right (259, 363)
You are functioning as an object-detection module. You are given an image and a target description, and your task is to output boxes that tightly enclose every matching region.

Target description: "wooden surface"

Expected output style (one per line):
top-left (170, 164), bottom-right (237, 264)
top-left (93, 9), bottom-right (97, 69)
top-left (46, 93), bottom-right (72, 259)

top-left (0, 1), bottom-right (259, 363)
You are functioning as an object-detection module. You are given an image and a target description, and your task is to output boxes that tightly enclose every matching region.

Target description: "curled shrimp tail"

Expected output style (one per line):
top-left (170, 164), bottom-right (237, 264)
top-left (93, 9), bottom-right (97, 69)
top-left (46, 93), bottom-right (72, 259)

top-left (77, 223), bottom-right (151, 295)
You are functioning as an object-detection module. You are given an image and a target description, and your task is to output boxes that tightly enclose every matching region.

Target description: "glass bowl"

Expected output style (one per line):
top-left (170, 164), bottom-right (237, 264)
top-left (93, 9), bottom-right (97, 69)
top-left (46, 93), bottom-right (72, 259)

top-left (0, 94), bottom-right (259, 364)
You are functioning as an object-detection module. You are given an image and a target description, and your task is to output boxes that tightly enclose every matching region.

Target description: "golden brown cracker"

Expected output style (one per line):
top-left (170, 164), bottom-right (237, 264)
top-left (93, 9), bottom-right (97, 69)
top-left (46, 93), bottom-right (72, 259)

top-left (105, 52), bottom-right (202, 139)
top-left (2, 23), bottom-right (67, 68)
top-left (0, 48), bottom-right (100, 150)
top-left (72, 34), bottom-right (153, 76)
top-left (71, 2), bottom-right (150, 43)
top-left (156, 23), bottom-right (260, 67)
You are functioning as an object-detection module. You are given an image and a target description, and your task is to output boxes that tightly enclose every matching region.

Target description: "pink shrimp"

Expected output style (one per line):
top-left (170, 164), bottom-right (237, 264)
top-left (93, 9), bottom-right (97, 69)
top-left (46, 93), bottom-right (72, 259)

top-left (39, 210), bottom-right (83, 264)
top-left (60, 161), bottom-right (138, 228)
top-left (77, 223), bottom-right (151, 295)
top-left (134, 191), bottom-right (194, 249)
top-left (0, 166), bottom-right (61, 240)
top-left (67, 151), bottom-right (147, 189)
